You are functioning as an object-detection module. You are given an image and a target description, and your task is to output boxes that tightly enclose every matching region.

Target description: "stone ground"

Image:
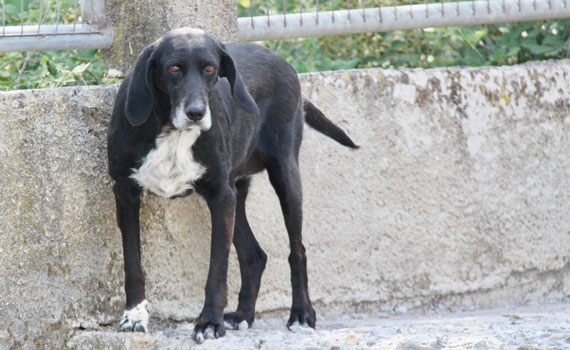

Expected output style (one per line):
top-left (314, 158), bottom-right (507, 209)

top-left (67, 303), bottom-right (570, 350)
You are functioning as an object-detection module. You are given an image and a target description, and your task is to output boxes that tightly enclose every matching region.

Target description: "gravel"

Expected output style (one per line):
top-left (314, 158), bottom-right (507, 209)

top-left (68, 303), bottom-right (570, 350)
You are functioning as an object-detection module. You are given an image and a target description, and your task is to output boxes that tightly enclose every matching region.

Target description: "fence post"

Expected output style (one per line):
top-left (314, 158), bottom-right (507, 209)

top-left (102, 0), bottom-right (238, 77)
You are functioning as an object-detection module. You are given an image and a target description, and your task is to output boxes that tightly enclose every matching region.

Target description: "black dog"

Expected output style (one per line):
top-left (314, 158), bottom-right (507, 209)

top-left (107, 28), bottom-right (357, 343)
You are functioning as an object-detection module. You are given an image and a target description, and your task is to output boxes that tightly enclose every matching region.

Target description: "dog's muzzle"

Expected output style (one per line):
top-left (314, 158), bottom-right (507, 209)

top-left (173, 103), bottom-right (212, 131)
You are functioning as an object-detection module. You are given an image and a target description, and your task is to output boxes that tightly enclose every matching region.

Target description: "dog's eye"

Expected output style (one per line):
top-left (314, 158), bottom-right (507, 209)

top-left (168, 65), bottom-right (181, 73)
top-left (204, 65), bottom-right (216, 73)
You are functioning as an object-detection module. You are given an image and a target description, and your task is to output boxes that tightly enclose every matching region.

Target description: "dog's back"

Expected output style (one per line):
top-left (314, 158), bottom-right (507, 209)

top-left (227, 43), bottom-right (358, 155)
top-left (227, 43), bottom-right (301, 110)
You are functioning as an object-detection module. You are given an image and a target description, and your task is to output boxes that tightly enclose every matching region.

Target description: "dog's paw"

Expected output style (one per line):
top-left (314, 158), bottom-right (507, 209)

top-left (223, 312), bottom-right (252, 331)
top-left (192, 322), bottom-right (225, 344)
top-left (119, 300), bottom-right (149, 333)
top-left (287, 320), bottom-right (317, 335)
top-left (286, 307), bottom-right (316, 330)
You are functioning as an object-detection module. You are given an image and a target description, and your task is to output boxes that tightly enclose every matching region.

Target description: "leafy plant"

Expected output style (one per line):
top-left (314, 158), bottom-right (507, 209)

top-left (0, 49), bottom-right (117, 90)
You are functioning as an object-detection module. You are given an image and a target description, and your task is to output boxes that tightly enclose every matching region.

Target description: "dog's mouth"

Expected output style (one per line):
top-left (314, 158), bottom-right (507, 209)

top-left (173, 119), bottom-right (211, 132)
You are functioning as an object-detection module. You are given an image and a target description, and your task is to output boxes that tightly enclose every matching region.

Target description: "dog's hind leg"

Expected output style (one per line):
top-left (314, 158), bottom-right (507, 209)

top-left (266, 156), bottom-right (316, 329)
top-left (224, 178), bottom-right (268, 330)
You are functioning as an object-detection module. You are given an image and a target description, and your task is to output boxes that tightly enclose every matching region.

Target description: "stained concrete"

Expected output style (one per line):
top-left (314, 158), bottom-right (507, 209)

top-left (0, 60), bottom-right (569, 349)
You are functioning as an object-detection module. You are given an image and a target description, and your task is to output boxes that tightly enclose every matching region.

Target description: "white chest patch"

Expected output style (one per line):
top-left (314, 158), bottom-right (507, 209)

top-left (131, 127), bottom-right (206, 198)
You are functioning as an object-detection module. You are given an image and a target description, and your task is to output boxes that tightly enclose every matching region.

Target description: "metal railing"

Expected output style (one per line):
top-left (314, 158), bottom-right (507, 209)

top-left (2, 1), bottom-right (568, 51)
top-left (0, 0), bottom-right (112, 52)
top-left (237, 0), bottom-right (570, 41)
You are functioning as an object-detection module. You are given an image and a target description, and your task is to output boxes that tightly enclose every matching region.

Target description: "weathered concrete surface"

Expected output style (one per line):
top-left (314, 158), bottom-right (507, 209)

top-left (0, 87), bottom-right (121, 350)
top-left (67, 302), bottom-right (570, 350)
top-left (102, 0), bottom-right (237, 75)
top-left (294, 61), bottom-right (570, 315)
top-left (1, 60), bottom-right (569, 349)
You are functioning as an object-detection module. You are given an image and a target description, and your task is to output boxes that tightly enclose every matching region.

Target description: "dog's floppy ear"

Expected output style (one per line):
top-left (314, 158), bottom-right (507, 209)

top-left (125, 44), bottom-right (157, 126)
top-left (219, 47), bottom-right (259, 115)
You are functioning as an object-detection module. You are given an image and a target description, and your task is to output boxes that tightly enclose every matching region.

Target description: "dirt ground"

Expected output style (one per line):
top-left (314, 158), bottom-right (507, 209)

top-left (68, 302), bottom-right (570, 350)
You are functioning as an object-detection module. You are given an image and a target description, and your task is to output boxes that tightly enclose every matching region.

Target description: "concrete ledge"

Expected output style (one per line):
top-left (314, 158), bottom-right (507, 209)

top-left (0, 60), bottom-right (569, 348)
top-left (66, 303), bottom-right (570, 350)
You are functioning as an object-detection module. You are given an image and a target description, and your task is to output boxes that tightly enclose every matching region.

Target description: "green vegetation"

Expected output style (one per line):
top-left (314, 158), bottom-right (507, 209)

top-left (1, 0), bottom-right (569, 90)
top-left (264, 20), bottom-right (570, 73)
top-left (239, 0), bottom-right (570, 73)
top-left (1, 50), bottom-right (110, 90)
top-left (0, 0), bottom-right (114, 90)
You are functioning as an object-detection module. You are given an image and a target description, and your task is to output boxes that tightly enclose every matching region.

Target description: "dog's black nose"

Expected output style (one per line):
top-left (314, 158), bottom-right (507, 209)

top-left (184, 105), bottom-right (205, 121)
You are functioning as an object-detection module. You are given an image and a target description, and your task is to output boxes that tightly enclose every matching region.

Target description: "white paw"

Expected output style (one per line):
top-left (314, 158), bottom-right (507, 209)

top-left (192, 323), bottom-right (224, 344)
top-left (203, 326), bottom-right (215, 339)
top-left (238, 320), bottom-right (249, 331)
top-left (288, 321), bottom-right (315, 335)
top-left (194, 331), bottom-right (205, 344)
top-left (119, 300), bottom-right (149, 333)
top-left (224, 319), bottom-right (249, 331)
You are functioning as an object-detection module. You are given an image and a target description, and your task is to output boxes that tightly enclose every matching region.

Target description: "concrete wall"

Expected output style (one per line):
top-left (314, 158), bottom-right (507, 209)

top-left (0, 60), bottom-right (569, 349)
top-left (102, 0), bottom-right (237, 76)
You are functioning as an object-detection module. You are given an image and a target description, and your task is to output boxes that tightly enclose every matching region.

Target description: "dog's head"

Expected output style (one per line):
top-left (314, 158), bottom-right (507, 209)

top-left (124, 28), bottom-right (258, 130)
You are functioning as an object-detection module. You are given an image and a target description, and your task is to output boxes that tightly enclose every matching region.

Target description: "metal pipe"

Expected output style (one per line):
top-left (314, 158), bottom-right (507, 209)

top-left (0, 25), bottom-right (113, 52)
top-left (266, 0), bottom-right (270, 26)
top-left (37, 0), bottom-right (43, 34)
top-left (316, 0), bottom-right (319, 25)
top-left (237, 0), bottom-right (570, 42)
top-left (283, 0), bottom-right (287, 27)
top-left (72, 0), bottom-right (79, 32)
top-left (3, 0), bottom-right (6, 36)
top-left (20, 0), bottom-right (24, 36)
top-left (55, 0), bottom-right (61, 33)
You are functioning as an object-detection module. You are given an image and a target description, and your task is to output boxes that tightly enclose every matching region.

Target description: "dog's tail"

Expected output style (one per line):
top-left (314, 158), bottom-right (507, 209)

top-left (303, 99), bottom-right (359, 149)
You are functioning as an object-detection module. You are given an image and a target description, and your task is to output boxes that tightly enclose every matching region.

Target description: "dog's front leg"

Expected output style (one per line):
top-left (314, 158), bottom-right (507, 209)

top-left (113, 181), bottom-right (149, 333)
top-left (192, 186), bottom-right (236, 343)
